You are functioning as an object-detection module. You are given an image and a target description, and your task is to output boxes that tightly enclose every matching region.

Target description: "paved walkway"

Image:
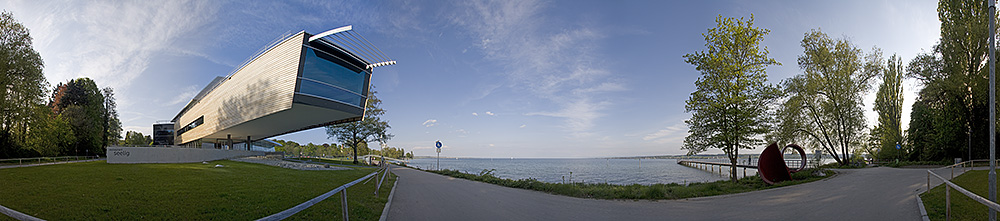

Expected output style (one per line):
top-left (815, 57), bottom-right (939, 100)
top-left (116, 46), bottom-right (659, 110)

top-left (386, 165), bottom-right (968, 221)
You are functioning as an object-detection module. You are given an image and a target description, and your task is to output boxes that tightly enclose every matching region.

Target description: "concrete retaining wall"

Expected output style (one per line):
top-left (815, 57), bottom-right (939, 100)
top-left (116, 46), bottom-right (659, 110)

top-left (106, 146), bottom-right (264, 164)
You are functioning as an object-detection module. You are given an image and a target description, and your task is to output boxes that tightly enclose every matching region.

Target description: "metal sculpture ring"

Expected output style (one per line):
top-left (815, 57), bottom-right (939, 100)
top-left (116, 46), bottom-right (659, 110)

top-left (782, 144), bottom-right (807, 173)
top-left (757, 143), bottom-right (808, 185)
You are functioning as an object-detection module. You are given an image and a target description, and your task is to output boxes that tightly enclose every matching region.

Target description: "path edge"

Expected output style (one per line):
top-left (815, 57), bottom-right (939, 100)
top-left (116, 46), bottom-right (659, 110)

top-left (379, 174), bottom-right (399, 221)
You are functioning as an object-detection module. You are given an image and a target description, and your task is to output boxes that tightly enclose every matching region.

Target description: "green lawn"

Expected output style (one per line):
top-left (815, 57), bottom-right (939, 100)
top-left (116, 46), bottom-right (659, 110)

top-left (921, 169), bottom-right (997, 221)
top-left (0, 160), bottom-right (395, 220)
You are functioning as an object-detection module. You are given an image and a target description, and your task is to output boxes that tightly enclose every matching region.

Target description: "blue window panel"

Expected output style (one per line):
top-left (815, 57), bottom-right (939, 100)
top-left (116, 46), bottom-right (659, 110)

top-left (301, 48), bottom-right (366, 95)
top-left (298, 79), bottom-right (365, 107)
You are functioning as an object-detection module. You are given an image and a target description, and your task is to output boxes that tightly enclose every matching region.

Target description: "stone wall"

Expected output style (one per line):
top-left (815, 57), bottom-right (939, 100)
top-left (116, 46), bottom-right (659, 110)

top-left (106, 146), bottom-right (264, 164)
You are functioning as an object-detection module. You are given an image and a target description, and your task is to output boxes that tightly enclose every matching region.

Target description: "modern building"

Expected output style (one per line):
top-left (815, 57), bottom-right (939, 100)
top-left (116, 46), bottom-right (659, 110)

top-left (170, 26), bottom-right (394, 149)
top-left (152, 122), bottom-right (174, 145)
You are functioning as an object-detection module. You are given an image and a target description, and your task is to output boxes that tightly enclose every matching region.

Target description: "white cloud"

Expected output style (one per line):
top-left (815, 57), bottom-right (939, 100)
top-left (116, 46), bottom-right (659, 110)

top-left (166, 85), bottom-right (199, 106)
top-left (519, 124), bottom-right (526, 128)
top-left (422, 119), bottom-right (438, 127)
top-left (488, 144), bottom-right (495, 147)
top-left (485, 111), bottom-right (495, 116)
top-left (643, 122), bottom-right (689, 145)
top-left (472, 112), bottom-right (479, 116)
top-left (11, 1), bottom-right (217, 92)
top-left (451, 0), bottom-right (618, 136)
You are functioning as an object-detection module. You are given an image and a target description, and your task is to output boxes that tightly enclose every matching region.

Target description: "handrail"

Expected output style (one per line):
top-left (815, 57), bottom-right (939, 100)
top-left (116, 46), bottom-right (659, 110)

top-left (677, 160), bottom-right (758, 169)
top-left (0, 156), bottom-right (100, 166)
top-left (926, 163), bottom-right (1000, 220)
top-left (257, 171), bottom-right (378, 221)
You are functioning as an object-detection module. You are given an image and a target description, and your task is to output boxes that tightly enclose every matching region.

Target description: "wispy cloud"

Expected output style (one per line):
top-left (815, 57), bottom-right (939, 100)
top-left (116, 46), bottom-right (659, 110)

top-left (166, 85), bottom-right (199, 106)
top-left (643, 122), bottom-right (688, 144)
top-left (450, 0), bottom-right (620, 136)
top-left (14, 1), bottom-right (217, 92)
top-left (485, 111), bottom-right (495, 116)
top-left (519, 124), bottom-right (526, 128)
top-left (422, 119), bottom-right (438, 127)
top-left (472, 112), bottom-right (479, 116)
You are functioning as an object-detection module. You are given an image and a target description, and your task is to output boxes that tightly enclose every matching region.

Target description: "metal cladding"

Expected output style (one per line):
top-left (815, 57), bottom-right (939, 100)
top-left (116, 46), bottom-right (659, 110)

top-left (170, 26), bottom-right (395, 147)
top-left (758, 143), bottom-right (807, 185)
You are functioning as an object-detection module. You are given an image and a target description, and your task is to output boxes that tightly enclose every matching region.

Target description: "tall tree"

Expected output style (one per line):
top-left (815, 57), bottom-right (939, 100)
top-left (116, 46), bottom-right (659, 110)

top-left (327, 88), bottom-right (393, 164)
top-left (102, 87), bottom-right (121, 147)
top-left (906, 0), bottom-right (998, 161)
top-left (871, 55), bottom-right (905, 160)
top-left (50, 78), bottom-right (113, 155)
top-left (0, 11), bottom-right (47, 158)
top-left (770, 30), bottom-right (882, 166)
top-left (682, 14), bottom-right (781, 182)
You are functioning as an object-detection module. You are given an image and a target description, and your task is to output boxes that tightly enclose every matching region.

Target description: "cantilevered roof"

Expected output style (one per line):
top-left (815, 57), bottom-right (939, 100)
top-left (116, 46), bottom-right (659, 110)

top-left (308, 25), bottom-right (396, 69)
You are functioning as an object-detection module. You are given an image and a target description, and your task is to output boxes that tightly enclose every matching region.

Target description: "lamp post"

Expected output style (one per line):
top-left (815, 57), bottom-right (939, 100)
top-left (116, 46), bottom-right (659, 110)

top-left (989, 1), bottom-right (997, 220)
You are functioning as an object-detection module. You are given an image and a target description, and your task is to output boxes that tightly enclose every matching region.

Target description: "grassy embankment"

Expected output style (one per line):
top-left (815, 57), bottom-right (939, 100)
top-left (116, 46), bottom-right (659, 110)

top-left (0, 160), bottom-right (395, 220)
top-left (289, 157), bottom-right (369, 167)
top-left (426, 167), bottom-right (832, 200)
top-left (876, 160), bottom-right (952, 168)
top-left (921, 169), bottom-right (997, 221)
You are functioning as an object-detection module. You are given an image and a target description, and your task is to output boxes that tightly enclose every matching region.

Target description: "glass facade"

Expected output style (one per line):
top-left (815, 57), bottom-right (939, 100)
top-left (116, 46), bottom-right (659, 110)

top-left (298, 47), bottom-right (368, 107)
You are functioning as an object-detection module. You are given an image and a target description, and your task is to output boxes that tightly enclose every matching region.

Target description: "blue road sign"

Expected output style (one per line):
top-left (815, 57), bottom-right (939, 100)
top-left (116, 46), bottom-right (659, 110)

top-left (896, 144), bottom-right (901, 150)
top-left (436, 141), bottom-right (442, 148)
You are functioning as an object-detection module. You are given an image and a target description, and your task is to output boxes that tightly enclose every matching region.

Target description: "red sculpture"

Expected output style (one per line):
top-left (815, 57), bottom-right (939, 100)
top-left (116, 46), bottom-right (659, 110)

top-left (757, 143), bottom-right (807, 184)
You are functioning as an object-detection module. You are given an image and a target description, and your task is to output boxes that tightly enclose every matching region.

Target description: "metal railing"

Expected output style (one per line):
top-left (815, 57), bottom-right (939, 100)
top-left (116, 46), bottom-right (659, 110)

top-left (0, 156), bottom-right (100, 166)
top-left (677, 160), bottom-right (758, 178)
top-left (257, 160), bottom-right (392, 221)
top-left (926, 161), bottom-right (1000, 221)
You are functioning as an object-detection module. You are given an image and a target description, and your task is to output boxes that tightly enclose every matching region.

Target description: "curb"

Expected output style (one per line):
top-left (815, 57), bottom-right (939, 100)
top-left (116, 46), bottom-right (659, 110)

top-left (379, 171), bottom-right (399, 221)
top-left (915, 193), bottom-right (930, 221)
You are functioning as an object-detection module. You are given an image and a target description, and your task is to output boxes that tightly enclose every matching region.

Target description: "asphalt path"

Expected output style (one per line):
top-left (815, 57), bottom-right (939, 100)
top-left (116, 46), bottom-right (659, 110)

top-left (386, 165), bottom-right (970, 221)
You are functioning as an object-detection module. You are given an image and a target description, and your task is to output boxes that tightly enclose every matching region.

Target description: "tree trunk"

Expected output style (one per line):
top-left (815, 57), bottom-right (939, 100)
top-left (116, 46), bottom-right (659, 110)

top-left (729, 148), bottom-right (739, 182)
top-left (352, 142), bottom-right (359, 164)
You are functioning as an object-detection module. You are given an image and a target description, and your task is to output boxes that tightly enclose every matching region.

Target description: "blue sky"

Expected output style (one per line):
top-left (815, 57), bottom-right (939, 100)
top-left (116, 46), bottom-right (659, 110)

top-left (2, 0), bottom-right (939, 158)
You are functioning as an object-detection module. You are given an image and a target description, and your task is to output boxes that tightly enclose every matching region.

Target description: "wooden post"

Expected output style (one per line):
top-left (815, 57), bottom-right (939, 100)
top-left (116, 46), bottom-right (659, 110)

top-left (946, 184), bottom-right (951, 221)
top-left (342, 189), bottom-right (349, 221)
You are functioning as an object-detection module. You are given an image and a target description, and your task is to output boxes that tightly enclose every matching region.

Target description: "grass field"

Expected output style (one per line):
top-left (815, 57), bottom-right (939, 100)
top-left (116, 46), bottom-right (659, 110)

top-left (921, 169), bottom-right (997, 221)
top-left (428, 167), bottom-right (833, 200)
top-left (0, 160), bottom-right (395, 220)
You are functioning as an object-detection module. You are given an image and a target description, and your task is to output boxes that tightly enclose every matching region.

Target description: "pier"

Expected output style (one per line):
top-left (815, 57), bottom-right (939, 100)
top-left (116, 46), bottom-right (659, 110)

top-left (677, 158), bottom-right (810, 178)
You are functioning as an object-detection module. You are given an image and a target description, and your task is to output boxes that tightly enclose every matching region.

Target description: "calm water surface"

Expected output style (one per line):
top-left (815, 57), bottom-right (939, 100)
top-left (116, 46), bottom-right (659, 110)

top-left (407, 158), bottom-right (741, 185)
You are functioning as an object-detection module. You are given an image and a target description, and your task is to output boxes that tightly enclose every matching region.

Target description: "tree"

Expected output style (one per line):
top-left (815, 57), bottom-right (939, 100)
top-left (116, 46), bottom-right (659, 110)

top-left (26, 105), bottom-right (75, 156)
top-left (906, 0), bottom-right (997, 161)
top-left (682, 14), bottom-right (781, 182)
top-left (0, 11), bottom-right (47, 158)
top-left (123, 131), bottom-right (151, 146)
top-left (327, 88), bottom-right (393, 164)
top-left (50, 78), bottom-right (118, 155)
top-left (102, 87), bottom-right (122, 147)
top-left (770, 30), bottom-right (882, 166)
top-left (871, 55), bottom-right (905, 160)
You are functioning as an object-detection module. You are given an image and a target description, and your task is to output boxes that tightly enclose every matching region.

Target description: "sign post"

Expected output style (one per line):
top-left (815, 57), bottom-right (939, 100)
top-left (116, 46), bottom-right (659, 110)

top-left (435, 140), bottom-right (442, 171)
top-left (990, 1), bottom-right (998, 220)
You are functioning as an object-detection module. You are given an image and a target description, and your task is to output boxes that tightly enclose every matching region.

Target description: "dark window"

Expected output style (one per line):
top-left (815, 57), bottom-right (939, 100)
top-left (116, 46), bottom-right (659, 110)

top-left (176, 116), bottom-right (204, 135)
top-left (298, 47), bottom-right (368, 107)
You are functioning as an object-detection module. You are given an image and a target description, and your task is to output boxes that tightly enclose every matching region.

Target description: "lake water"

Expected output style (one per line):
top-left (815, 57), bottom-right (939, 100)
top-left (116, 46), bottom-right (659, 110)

top-left (406, 158), bottom-right (741, 185)
top-left (407, 157), bottom-right (840, 185)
